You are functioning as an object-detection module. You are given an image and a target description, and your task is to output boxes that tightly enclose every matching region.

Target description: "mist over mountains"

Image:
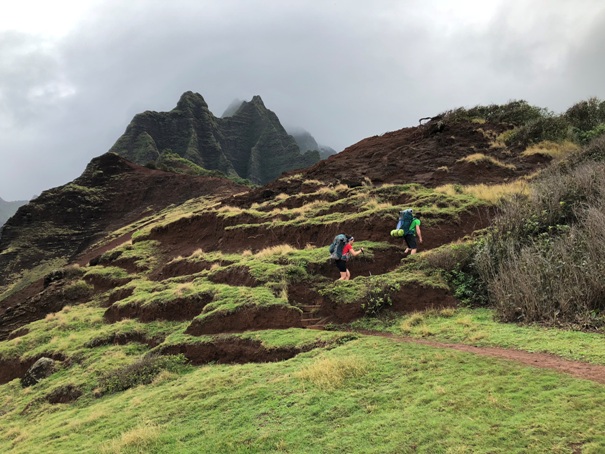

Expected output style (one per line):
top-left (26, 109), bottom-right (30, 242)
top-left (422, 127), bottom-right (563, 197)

top-left (221, 99), bottom-right (337, 160)
top-left (0, 91), bottom-right (335, 231)
top-left (0, 198), bottom-right (27, 229)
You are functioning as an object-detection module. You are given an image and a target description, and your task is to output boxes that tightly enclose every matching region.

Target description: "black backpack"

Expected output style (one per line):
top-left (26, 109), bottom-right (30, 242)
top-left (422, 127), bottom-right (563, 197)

top-left (329, 234), bottom-right (348, 260)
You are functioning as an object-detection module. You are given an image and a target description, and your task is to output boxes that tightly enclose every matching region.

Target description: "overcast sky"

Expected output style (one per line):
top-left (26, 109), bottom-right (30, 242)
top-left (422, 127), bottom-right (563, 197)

top-left (1, 0), bottom-right (604, 200)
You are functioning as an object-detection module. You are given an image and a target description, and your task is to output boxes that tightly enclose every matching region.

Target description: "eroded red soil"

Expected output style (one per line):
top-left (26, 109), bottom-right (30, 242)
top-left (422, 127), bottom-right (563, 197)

top-left (104, 293), bottom-right (213, 323)
top-left (185, 304), bottom-right (303, 335)
top-left (157, 336), bottom-right (323, 365)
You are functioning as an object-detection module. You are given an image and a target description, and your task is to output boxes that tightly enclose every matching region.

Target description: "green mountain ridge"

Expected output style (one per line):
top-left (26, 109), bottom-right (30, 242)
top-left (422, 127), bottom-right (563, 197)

top-left (110, 91), bottom-right (322, 185)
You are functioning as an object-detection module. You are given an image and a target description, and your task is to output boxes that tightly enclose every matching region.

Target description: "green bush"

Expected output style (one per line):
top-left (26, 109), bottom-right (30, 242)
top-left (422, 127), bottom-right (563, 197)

top-left (99, 355), bottom-right (185, 394)
top-left (442, 100), bottom-right (548, 126)
top-left (574, 124), bottom-right (605, 145)
top-left (361, 283), bottom-right (398, 316)
top-left (564, 97), bottom-right (605, 132)
top-left (504, 115), bottom-right (570, 147)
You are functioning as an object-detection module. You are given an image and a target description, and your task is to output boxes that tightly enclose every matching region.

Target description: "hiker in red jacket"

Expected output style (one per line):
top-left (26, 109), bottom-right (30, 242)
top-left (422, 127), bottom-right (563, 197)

top-left (335, 236), bottom-right (364, 280)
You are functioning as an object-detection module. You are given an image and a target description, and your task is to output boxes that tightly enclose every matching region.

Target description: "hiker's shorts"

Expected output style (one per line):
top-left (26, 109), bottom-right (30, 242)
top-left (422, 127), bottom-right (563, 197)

top-left (334, 259), bottom-right (347, 272)
top-left (404, 234), bottom-right (417, 249)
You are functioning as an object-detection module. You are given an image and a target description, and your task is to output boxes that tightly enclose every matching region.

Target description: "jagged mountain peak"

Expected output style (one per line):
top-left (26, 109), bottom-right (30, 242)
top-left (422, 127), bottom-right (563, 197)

top-left (174, 91), bottom-right (210, 116)
top-left (250, 95), bottom-right (265, 106)
top-left (110, 91), bottom-right (320, 185)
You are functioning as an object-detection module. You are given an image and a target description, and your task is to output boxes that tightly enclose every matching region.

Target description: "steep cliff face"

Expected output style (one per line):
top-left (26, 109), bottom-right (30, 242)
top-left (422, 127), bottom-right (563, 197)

top-left (110, 92), bottom-right (320, 184)
top-left (109, 92), bottom-right (237, 178)
top-left (220, 96), bottom-right (319, 184)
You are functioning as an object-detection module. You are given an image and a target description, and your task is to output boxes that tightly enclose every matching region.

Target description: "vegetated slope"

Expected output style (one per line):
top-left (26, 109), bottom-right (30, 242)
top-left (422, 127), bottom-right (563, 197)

top-left (0, 114), bottom-right (555, 344)
top-left (109, 91), bottom-right (320, 185)
top-left (231, 116), bottom-right (551, 206)
top-left (4, 104), bottom-right (605, 453)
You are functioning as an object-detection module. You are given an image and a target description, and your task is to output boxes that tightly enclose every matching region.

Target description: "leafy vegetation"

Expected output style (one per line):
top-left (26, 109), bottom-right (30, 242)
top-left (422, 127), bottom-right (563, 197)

top-left (443, 97), bottom-right (605, 147)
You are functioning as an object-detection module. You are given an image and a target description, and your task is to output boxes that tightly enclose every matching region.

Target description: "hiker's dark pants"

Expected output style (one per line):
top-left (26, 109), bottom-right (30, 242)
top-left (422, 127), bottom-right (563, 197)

top-left (404, 234), bottom-right (417, 249)
top-left (334, 259), bottom-right (347, 272)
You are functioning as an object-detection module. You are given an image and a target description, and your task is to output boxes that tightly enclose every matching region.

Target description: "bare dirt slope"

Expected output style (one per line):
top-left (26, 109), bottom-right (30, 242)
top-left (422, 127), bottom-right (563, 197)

top-left (231, 118), bottom-right (550, 206)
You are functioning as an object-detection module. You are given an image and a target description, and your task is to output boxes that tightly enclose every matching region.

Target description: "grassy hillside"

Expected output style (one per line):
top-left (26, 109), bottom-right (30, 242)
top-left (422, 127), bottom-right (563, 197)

top-left (3, 100), bottom-right (605, 453)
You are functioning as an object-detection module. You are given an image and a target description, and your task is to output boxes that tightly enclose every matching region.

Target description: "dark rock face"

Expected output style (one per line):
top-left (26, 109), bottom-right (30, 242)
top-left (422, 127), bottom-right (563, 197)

top-left (21, 357), bottom-right (55, 387)
top-left (109, 92), bottom-right (320, 185)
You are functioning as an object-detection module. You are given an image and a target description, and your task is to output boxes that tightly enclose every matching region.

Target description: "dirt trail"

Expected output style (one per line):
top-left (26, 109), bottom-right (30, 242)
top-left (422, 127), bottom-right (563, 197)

top-left (356, 330), bottom-right (605, 385)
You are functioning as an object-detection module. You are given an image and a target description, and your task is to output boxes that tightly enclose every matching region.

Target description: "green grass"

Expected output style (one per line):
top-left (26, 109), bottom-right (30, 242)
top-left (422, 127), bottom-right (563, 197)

top-left (5, 167), bottom-right (605, 452)
top-left (348, 307), bottom-right (605, 365)
top-left (2, 336), bottom-right (605, 453)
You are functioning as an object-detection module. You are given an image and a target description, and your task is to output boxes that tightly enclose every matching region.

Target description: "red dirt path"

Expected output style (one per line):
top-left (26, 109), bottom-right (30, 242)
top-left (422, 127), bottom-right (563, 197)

top-left (357, 330), bottom-right (605, 385)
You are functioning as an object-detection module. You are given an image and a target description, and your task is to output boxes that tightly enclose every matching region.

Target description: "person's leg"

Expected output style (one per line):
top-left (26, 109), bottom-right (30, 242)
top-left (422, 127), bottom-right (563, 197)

top-left (405, 235), bottom-right (417, 254)
top-left (336, 260), bottom-right (347, 280)
top-left (344, 268), bottom-right (351, 280)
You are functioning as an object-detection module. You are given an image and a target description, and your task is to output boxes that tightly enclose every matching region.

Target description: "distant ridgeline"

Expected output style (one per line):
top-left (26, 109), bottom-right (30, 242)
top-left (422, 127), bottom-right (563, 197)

top-left (0, 197), bottom-right (27, 229)
top-left (110, 92), bottom-right (330, 185)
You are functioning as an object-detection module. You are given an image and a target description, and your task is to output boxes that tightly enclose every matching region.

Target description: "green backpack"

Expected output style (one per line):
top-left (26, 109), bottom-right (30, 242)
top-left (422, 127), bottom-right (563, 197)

top-left (390, 209), bottom-right (413, 237)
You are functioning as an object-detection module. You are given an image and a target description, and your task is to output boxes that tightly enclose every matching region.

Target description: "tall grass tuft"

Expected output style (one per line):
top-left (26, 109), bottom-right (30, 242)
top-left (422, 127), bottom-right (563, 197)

top-left (436, 181), bottom-right (529, 202)
top-left (100, 422), bottom-right (161, 454)
top-left (255, 244), bottom-right (297, 258)
top-left (295, 356), bottom-right (369, 390)
top-left (457, 153), bottom-right (516, 170)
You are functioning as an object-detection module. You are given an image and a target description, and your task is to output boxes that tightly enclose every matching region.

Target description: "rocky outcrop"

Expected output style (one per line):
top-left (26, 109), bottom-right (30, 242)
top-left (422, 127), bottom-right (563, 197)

top-left (109, 92), bottom-right (321, 185)
top-left (21, 357), bottom-right (56, 387)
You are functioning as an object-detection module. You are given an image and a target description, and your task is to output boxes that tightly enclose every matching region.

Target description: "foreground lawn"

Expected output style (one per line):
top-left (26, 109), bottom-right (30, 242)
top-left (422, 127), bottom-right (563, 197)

top-left (2, 333), bottom-right (605, 453)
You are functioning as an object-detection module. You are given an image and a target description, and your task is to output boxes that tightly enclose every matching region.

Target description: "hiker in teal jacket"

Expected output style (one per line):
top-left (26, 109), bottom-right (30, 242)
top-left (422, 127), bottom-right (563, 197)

top-left (404, 213), bottom-right (423, 254)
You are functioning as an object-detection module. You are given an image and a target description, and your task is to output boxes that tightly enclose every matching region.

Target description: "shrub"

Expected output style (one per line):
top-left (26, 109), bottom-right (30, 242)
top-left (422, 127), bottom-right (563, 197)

top-left (504, 115), bottom-right (570, 147)
top-left (564, 97), bottom-right (605, 132)
top-left (361, 283), bottom-right (399, 316)
top-left (579, 134), bottom-right (605, 163)
top-left (425, 243), bottom-right (487, 307)
top-left (575, 124), bottom-right (605, 145)
top-left (474, 159), bottom-right (605, 327)
top-left (99, 355), bottom-right (185, 395)
top-left (442, 100), bottom-right (547, 126)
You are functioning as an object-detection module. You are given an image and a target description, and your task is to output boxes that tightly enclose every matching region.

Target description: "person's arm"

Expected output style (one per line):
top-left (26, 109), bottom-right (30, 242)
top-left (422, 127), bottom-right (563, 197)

top-left (416, 224), bottom-right (423, 243)
top-left (351, 246), bottom-right (364, 256)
